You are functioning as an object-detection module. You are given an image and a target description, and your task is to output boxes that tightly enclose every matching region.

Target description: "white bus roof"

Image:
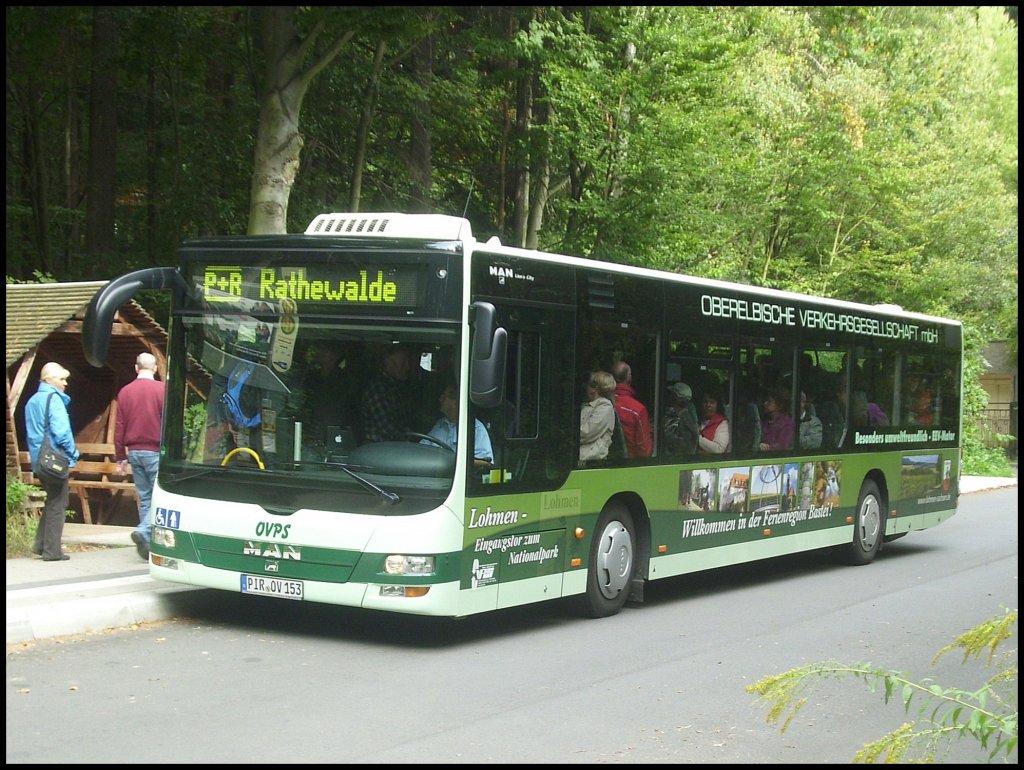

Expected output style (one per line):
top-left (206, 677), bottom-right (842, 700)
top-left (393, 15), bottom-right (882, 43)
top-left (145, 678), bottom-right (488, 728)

top-left (475, 238), bottom-right (960, 328)
top-left (305, 212), bottom-right (958, 328)
top-left (306, 212), bottom-right (473, 241)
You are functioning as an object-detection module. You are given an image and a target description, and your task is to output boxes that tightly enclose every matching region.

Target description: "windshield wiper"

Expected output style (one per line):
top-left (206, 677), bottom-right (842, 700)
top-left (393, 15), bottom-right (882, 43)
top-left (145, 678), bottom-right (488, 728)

top-left (162, 467), bottom-right (225, 482)
top-left (168, 460), bottom-right (401, 505)
top-left (327, 461), bottom-right (401, 505)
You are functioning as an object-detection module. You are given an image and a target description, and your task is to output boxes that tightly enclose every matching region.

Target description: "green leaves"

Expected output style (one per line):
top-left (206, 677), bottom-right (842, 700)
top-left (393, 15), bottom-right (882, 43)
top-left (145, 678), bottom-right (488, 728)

top-left (4, 5), bottom-right (1016, 368)
top-left (747, 608), bottom-right (1019, 763)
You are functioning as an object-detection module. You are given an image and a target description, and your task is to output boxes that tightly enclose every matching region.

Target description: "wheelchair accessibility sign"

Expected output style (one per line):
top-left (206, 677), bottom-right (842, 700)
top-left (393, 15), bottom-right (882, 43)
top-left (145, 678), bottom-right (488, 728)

top-left (154, 507), bottom-right (181, 529)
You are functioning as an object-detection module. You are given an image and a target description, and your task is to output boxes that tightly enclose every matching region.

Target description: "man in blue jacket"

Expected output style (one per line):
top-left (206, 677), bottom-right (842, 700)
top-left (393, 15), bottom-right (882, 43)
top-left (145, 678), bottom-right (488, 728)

top-left (25, 362), bottom-right (80, 561)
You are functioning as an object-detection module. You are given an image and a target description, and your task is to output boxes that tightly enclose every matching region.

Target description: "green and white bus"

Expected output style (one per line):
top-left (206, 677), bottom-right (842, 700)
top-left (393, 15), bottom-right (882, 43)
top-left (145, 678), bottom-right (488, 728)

top-left (83, 212), bottom-right (962, 618)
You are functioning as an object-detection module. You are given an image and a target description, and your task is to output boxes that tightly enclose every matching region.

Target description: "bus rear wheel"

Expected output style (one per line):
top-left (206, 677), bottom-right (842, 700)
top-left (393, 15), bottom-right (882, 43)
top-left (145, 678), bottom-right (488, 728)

top-left (844, 480), bottom-right (883, 566)
top-left (577, 503), bottom-right (636, 618)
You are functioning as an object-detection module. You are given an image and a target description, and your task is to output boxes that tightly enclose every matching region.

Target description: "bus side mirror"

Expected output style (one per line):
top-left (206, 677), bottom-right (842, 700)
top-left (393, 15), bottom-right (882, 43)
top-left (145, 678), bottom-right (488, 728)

top-left (83, 267), bottom-right (187, 367)
top-left (469, 301), bottom-right (507, 409)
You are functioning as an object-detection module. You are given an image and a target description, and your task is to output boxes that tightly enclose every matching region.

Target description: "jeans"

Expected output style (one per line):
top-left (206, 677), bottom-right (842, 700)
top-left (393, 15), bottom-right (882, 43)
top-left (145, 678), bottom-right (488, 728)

top-left (128, 449), bottom-right (160, 545)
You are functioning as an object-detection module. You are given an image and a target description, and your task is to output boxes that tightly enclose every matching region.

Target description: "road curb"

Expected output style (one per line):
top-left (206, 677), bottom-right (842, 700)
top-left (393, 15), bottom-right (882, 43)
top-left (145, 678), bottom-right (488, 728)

top-left (6, 577), bottom-right (206, 645)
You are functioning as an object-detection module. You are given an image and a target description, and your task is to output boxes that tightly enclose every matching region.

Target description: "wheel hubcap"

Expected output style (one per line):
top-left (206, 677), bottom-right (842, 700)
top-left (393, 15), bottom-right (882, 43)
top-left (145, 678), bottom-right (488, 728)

top-left (596, 519), bottom-right (633, 599)
top-left (858, 495), bottom-right (881, 552)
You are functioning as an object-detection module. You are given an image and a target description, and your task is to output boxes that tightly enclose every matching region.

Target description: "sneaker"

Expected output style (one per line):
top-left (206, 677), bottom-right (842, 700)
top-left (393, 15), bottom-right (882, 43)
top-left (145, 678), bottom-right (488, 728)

top-left (43, 553), bottom-right (70, 561)
top-left (130, 531), bottom-right (150, 561)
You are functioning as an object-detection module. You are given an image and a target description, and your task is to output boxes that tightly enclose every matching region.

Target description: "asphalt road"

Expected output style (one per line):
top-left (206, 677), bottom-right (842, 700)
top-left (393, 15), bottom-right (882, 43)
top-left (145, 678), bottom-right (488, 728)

top-left (6, 487), bottom-right (1018, 764)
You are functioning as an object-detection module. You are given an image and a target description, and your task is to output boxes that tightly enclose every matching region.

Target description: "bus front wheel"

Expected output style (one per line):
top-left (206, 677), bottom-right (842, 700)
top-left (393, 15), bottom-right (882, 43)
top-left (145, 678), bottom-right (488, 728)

top-left (576, 503), bottom-right (636, 618)
top-left (844, 480), bottom-right (883, 566)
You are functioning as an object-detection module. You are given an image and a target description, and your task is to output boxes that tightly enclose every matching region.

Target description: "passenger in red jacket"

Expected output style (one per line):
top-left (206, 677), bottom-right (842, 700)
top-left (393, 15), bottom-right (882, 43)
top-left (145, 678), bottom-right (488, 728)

top-left (611, 360), bottom-right (653, 458)
top-left (115, 352), bottom-right (165, 560)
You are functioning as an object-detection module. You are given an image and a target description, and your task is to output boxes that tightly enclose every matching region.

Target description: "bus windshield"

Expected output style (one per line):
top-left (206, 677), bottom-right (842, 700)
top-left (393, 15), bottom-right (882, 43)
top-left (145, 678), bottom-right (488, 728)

top-left (160, 246), bottom-right (465, 515)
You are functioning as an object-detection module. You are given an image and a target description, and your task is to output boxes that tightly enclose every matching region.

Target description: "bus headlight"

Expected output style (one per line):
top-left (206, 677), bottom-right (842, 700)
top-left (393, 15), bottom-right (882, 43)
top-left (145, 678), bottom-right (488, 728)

top-left (384, 554), bottom-right (435, 575)
top-left (152, 527), bottom-right (176, 548)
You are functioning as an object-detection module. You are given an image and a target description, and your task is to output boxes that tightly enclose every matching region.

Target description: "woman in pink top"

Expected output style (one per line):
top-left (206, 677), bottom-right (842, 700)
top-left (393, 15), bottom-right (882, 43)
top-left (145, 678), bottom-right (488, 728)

top-left (759, 388), bottom-right (794, 451)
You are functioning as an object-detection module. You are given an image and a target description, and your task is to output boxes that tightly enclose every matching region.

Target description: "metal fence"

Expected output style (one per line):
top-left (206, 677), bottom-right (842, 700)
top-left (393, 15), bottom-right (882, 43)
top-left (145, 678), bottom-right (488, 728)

top-left (979, 402), bottom-right (1018, 459)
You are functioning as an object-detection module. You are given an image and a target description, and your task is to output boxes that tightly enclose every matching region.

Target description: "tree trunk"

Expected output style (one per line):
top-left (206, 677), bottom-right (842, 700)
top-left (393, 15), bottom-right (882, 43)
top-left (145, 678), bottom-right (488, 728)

top-left (497, 94), bottom-right (511, 234)
top-left (23, 77), bottom-right (51, 277)
top-left (145, 65), bottom-right (157, 265)
top-left (511, 72), bottom-right (532, 248)
top-left (564, 152), bottom-right (591, 253)
top-left (248, 7), bottom-right (352, 234)
top-left (65, 65), bottom-right (83, 270)
top-left (495, 8), bottom-right (519, 234)
top-left (408, 18), bottom-right (433, 214)
top-left (525, 99), bottom-right (553, 250)
top-left (350, 39), bottom-right (386, 212)
top-left (200, 7), bottom-right (240, 237)
top-left (85, 6), bottom-right (118, 262)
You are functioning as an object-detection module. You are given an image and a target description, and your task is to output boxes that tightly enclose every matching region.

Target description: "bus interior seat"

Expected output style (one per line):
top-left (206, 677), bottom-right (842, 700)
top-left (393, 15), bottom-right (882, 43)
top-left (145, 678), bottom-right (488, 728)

top-left (732, 401), bottom-right (761, 452)
top-left (852, 391), bottom-right (871, 427)
top-left (817, 400), bottom-right (844, 447)
top-left (608, 411), bottom-right (629, 460)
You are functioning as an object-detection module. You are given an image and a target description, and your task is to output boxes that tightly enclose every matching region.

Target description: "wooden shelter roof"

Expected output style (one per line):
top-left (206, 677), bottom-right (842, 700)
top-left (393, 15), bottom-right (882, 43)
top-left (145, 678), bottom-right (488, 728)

top-left (5, 281), bottom-right (169, 476)
top-left (6, 281), bottom-right (167, 369)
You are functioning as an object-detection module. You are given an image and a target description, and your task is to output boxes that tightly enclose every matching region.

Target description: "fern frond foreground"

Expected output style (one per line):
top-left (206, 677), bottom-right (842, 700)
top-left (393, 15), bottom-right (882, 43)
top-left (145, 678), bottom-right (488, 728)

top-left (746, 609), bottom-right (1018, 763)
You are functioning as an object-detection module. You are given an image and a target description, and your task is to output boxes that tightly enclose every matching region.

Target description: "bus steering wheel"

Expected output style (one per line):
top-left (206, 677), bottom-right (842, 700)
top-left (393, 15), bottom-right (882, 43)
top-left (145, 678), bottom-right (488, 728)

top-left (405, 432), bottom-right (454, 452)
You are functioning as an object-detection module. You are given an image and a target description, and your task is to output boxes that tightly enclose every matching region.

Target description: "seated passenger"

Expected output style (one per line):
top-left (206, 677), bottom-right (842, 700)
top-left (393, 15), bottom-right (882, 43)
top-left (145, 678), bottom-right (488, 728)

top-left (759, 387), bottom-right (794, 451)
top-left (423, 382), bottom-right (493, 468)
top-left (817, 382), bottom-right (845, 448)
top-left (907, 387), bottom-right (934, 427)
top-left (611, 360), bottom-right (653, 458)
top-left (580, 371), bottom-right (617, 465)
top-left (361, 343), bottom-right (415, 442)
top-left (663, 381), bottom-right (699, 457)
top-left (304, 341), bottom-right (357, 448)
top-left (867, 398), bottom-right (889, 426)
top-left (852, 387), bottom-right (888, 427)
top-left (732, 397), bottom-right (761, 452)
top-left (698, 389), bottom-right (730, 454)
top-left (798, 391), bottom-right (823, 449)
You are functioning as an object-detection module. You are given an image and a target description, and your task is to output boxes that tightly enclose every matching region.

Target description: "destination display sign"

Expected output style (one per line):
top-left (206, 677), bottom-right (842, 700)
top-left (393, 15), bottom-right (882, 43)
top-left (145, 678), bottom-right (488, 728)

top-left (197, 264), bottom-right (421, 308)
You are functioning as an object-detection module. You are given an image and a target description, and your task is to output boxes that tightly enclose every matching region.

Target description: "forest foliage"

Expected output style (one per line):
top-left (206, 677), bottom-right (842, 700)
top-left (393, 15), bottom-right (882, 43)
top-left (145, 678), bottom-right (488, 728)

top-left (6, 7), bottom-right (1018, 387)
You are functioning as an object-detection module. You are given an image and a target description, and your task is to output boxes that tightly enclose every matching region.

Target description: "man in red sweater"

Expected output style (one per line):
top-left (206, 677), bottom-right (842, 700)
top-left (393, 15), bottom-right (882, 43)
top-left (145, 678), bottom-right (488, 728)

top-left (115, 352), bottom-right (165, 560)
top-left (611, 360), bottom-right (653, 458)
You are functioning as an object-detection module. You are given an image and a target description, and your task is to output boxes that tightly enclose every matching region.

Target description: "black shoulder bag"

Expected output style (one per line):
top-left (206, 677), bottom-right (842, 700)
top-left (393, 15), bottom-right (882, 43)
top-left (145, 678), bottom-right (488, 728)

top-left (33, 393), bottom-right (70, 483)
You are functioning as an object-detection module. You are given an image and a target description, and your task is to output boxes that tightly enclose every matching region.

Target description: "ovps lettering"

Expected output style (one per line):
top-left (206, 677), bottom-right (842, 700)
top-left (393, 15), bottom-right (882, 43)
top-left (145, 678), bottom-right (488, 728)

top-left (255, 521), bottom-right (291, 538)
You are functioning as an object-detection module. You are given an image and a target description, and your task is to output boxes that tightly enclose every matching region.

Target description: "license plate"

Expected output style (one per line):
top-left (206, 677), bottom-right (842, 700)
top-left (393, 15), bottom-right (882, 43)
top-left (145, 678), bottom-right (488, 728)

top-left (240, 574), bottom-right (304, 600)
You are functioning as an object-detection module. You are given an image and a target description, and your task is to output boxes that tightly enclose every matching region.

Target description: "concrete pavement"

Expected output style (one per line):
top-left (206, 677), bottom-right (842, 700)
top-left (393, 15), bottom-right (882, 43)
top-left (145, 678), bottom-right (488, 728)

top-left (6, 475), bottom-right (1018, 645)
top-left (6, 524), bottom-right (209, 645)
